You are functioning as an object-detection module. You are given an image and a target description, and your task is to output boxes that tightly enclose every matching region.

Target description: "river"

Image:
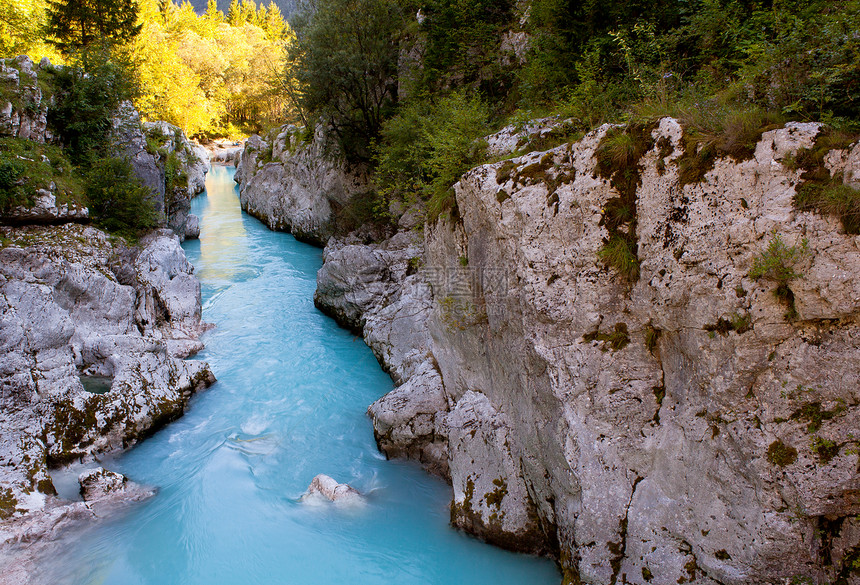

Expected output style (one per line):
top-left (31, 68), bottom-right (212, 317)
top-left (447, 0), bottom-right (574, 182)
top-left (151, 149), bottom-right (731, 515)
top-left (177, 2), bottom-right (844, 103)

top-left (39, 165), bottom-right (560, 585)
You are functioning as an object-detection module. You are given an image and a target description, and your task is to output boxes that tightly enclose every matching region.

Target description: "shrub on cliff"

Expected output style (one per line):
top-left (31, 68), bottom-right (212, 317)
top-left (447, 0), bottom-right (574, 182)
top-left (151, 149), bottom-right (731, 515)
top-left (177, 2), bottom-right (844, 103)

top-left (375, 91), bottom-right (489, 219)
top-left (47, 50), bottom-right (138, 165)
top-left (0, 159), bottom-right (32, 213)
top-left (85, 157), bottom-right (156, 239)
top-left (287, 0), bottom-right (404, 162)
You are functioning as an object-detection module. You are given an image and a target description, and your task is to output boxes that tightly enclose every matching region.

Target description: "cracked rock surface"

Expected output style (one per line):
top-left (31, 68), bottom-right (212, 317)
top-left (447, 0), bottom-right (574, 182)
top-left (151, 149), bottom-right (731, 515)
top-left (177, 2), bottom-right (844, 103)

top-left (314, 118), bottom-right (860, 584)
top-left (0, 224), bottom-right (214, 574)
top-left (235, 124), bottom-right (368, 246)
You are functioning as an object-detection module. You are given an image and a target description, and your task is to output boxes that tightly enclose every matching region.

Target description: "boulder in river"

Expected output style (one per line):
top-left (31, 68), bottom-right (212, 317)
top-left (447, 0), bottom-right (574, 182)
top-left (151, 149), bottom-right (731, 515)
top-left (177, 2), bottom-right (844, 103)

top-left (304, 474), bottom-right (362, 504)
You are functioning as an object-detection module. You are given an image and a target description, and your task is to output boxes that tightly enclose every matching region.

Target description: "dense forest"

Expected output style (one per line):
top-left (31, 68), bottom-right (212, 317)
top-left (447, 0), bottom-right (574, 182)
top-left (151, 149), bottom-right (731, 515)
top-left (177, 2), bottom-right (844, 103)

top-left (2, 0), bottom-right (859, 235)
top-left (282, 0), bottom-right (860, 224)
top-left (0, 0), bottom-right (298, 238)
top-left (0, 0), bottom-right (295, 137)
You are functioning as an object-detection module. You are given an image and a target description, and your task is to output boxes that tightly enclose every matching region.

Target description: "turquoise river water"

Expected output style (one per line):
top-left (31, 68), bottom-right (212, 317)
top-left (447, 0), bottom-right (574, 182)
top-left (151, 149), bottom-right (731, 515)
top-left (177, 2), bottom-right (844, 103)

top-left (39, 165), bottom-right (560, 584)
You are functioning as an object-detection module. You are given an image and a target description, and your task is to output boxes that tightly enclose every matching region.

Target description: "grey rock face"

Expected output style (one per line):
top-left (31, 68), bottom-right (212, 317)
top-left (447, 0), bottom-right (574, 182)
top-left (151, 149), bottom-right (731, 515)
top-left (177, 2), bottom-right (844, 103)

top-left (111, 102), bottom-right (165, 213)
top-left (314, 231), bottom-right (449, 478)
top-left (235, 124), bottom-right (368, 246)
top-left (0, 224), bottom-right (214, 545)
top-left (316, 118), bottom-right (860, 583)
top-left (367, 362), bottom-right (449, 477)
top-left (484, 116), bottom-right (571, 159)
top-left (110, 110), bottom-right (209, 240)
top-left (446, 391), bottom-right (547, 554)
top-left (139, 121), bottom-right (210, 239)
top-left (6, 190), bottom-right (88, 224)
top-left (0, 56), bottom-right (50, 143)
top-left (184, 214), bottom-right (200, 239)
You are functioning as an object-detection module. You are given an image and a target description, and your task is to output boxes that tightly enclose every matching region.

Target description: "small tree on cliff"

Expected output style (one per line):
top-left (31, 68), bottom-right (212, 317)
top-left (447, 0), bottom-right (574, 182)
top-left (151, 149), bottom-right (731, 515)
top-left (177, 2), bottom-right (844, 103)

top-left (45, 0), bottom-right (142, 54)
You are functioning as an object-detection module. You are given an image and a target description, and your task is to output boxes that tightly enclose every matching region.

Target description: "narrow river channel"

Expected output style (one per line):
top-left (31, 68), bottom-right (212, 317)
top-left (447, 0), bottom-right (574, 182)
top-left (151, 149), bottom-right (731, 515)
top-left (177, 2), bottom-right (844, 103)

top-left (40, 165), bottom-right (560, 584)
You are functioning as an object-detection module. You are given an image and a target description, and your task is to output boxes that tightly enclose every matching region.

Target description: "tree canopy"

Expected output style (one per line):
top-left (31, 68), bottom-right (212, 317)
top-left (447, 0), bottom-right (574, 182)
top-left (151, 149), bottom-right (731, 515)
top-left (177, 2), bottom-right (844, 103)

top-left (46, 0), bottom-right (143, 53)
top-left (288, 0), bottom-right (404, 161)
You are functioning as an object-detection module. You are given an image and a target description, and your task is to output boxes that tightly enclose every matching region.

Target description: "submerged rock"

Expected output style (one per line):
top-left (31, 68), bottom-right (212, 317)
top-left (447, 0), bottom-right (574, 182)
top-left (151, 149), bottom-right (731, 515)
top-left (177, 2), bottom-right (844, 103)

top-left (304, 474), bottom-right (362, 504)
top-left (78, 467), bottom-right (153, 503)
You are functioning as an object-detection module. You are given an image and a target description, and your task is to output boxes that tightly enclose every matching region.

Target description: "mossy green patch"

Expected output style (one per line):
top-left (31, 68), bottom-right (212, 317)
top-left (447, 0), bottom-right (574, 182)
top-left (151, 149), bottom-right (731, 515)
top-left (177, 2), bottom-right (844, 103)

top-left (0, 487), bottom-right (18, 520)
top-left (584, 322), bottom-right (631, 351)
top-left (810, 436), bottom-right (839, 464)
top-left (767, 439), bottom-right (798, 466)
top-left (704, 313), bottom-right (752, 336)
top-left (0, 137), bottom-right (85, 213)
top-left (789, 129), bottom-right (860, 235)
top-left (676, 107), bottom-right (783, 187)
top-left (485, 477), bottom-right (508, 509)
top-left (790, 401), bottom-right (844, 434)
top-left (594, 123), bottom-right (655, 281)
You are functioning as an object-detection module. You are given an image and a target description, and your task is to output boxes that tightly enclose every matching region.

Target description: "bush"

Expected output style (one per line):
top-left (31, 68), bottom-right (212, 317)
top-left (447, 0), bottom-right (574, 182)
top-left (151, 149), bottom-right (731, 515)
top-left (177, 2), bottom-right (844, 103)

top-left (85, 157), bottom-right (156, 239)
top-left (46, 49), bottom-right (137, 165)
top-left (749, 233), bottom-right (808, 285)
top-left (597, 235), bottom-right (639, 281)
top-left (375, 91), bottom-right (490, 220)
top-left (0, 137), bottom-right (84, 212)
top-left (0, 159), bottom-right (32, 213)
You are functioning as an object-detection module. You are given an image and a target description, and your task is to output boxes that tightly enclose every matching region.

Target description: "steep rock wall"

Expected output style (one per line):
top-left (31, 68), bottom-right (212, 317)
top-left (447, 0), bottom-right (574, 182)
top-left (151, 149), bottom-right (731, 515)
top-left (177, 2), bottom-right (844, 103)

top-left (0, 56), bottom-right (50, 143)
top-left (235, 124), bottom-right (368, 246)
top-left (316, 118), bottom-right (860, 584)
top-left (0, 224), bottom-right (214, 552)
top-left (0, 56), bottom-right (208, 238)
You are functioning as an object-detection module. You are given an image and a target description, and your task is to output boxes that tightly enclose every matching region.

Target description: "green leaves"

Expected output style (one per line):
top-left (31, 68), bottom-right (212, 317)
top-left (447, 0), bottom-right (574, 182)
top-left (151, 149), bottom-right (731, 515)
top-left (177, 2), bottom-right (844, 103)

top-left (85, 157), bottom-right (157, 239)
top-left (288, 0), bottom-right (404, 161)
top-left (47, 50), bottom-right (137, 165)
top-left (46, 0), bottom-right (142, 54)
top-left (749, 232), bottom-right (809, 285)
top-left (375, 91), bottom-right (489, 219)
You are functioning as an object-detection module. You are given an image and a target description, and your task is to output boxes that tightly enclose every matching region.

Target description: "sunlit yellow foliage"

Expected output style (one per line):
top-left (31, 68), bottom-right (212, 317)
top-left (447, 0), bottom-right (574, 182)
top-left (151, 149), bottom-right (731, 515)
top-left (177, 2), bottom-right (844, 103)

top-left (0, 0), bottom-right (64, 63)
top-left (133, 0), bottom-right (296, 137)
top-left (1, 0), bottom-right (295, 138)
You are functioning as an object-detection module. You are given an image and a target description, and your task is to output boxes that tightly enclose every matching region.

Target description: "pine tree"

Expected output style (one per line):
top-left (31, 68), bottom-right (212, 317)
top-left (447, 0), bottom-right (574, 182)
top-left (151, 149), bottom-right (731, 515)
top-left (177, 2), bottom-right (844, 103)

top-left (204, 0), bottom-right (224, 23)
top-left (227, 0), bottom-right (241, 25)
top-left (46, 0), bottom-right (143, 53)
top-left (263, 1), bottom-right (285, 39)
top-left (257, 5), bottom-right (268, 26)
top-left (240, 0), bottom-right (257, 25)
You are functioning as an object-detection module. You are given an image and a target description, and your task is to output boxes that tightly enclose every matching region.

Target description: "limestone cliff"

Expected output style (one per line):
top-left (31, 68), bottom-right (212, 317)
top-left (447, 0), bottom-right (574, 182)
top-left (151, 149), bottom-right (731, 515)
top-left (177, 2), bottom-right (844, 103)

top-left (315, 119), bottom-right (860, 584)
top-left (0, 224), bottom-right (214, 568)
top-left (234, 123), bottom-right (368, 246)
top-left (0, 55), bottom-right (215, 584)
top-left (112, 113), bottom-right (209, 240)
top-left (0, 55), bottom-right (208, 239)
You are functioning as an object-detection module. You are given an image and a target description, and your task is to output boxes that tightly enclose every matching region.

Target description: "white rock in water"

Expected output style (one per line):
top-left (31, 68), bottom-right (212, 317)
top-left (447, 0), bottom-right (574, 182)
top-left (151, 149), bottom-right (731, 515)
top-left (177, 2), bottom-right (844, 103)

top-left (304, 474), bottom-right (362, 504)
top-left (78, 468), bottom-right (128, 501)
top-left (184, 214), bottom-right (200, 239)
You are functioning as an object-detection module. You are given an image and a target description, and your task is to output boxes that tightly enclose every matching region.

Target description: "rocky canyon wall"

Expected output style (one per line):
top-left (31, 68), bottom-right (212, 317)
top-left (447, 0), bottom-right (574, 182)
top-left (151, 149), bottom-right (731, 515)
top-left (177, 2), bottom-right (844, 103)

top-left (0, 56), bottom-right (209, 239)
top-left (0, 55), bottom-right (215, 581)
top-left (313, 118), bottom-right (860, 585)
top-left (234, 123), bottom-right (369, 246)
